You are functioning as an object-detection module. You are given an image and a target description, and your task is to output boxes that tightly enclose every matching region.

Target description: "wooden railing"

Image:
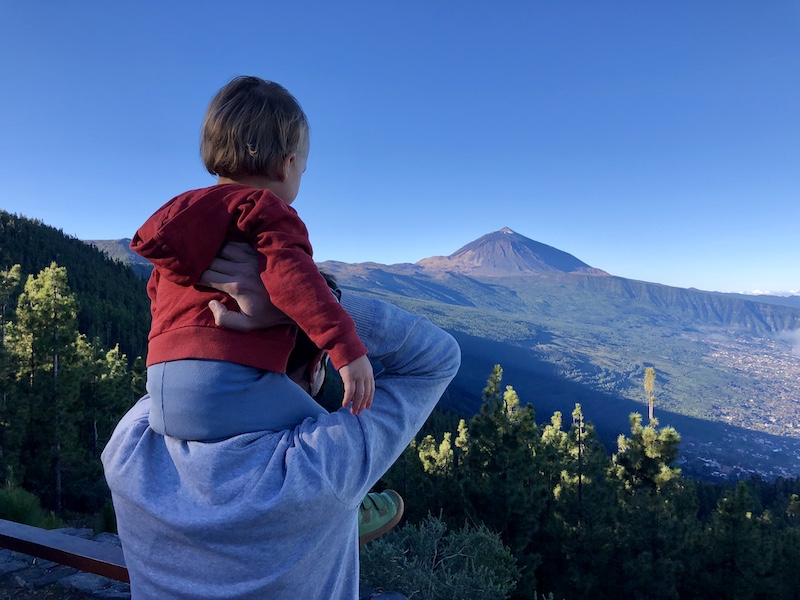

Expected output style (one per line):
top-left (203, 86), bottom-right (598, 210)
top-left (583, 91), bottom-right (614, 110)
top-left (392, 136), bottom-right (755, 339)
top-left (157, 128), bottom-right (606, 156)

top-left (0, 518), bottom-right (129, 583)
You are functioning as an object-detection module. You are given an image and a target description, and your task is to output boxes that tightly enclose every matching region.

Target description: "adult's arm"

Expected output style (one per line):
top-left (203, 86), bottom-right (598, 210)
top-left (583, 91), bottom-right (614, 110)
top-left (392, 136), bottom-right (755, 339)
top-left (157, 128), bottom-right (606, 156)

top-left (199, 244), bottom-right (461, 495)
top-left (199, 242), bottom-right (292, 331)
top-left (300, 292), bottom-right (461, 502)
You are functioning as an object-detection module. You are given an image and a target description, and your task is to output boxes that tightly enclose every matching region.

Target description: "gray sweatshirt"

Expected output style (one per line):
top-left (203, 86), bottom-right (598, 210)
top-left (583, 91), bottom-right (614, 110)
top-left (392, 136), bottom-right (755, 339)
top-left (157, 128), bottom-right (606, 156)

top-left (101, 293), bottom-right (461, 599)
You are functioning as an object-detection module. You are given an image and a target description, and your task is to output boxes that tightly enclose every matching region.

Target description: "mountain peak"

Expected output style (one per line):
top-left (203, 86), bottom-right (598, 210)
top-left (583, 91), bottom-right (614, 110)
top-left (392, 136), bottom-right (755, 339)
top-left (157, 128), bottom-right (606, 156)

top-left (417, 228), bottom-right (607, 276)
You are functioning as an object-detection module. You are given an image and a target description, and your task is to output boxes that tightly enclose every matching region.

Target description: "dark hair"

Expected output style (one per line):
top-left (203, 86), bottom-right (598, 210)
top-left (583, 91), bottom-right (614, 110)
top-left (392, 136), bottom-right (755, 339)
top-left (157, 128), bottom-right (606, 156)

top-left (201, 76), bottom-right (309, 180)
top-left (285, 330), bottom-right (321, 377)
top-left (285, 272), bottom-right (340, 376)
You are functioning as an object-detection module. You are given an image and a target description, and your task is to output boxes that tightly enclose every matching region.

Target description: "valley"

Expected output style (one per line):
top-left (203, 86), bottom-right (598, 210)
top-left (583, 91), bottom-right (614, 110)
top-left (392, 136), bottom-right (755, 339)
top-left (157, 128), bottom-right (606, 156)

top-left (79, 224), bottom-right (800, 480)
top-left (699, 332), bottom-right (800, 435)
top-left (319, 228), bottom-right (800, 480)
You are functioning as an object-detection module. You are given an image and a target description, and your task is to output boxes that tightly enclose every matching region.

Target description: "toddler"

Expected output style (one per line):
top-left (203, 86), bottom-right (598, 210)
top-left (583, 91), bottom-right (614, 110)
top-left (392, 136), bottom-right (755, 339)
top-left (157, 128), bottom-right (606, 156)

top-left (132, 76), bottom-right (374, 440)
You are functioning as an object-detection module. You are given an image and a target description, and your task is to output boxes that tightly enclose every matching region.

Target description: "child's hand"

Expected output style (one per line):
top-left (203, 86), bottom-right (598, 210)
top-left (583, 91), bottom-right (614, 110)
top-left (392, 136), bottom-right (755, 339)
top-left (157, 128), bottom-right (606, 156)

top-left (339, 355), bottom-right (374, 415)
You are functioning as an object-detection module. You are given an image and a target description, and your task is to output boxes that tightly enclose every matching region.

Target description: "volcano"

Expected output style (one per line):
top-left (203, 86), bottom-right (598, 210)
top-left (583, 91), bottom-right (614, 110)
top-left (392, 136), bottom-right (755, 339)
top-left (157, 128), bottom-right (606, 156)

top-left (415, 227), bottom-right (608, 276)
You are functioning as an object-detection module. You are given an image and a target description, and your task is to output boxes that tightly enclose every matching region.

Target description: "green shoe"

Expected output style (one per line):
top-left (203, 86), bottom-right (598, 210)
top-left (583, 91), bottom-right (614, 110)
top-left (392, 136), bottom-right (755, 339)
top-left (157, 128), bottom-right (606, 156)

top-left (358, 490), bottom-right (404, 546)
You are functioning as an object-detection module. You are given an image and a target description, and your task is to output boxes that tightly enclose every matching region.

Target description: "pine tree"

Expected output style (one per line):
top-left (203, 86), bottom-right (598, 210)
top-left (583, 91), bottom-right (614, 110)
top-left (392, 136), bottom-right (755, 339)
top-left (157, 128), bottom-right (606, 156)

top-left (644, 366), bottom-right (656, 422)
top-left (7, 263), bottom-right (81, 512)
top-left (130, 355), bottom-right (147, 402)
top-left (461, 368), bottom-right (546, 599)
top-left (532, 403), bottom-right (618, 599)
top-left (69, 340), bottom-right (132, 511)
top-left (0, 265), bottom-right (21, 345)
top-left (612, 413), bottom-right (681, 493)
top-left (0, 265), bottom-right (23, 481)
top-left (694, 482), bottom-right (778, 600)
top-left (608, 413), bottom-right (695, 599)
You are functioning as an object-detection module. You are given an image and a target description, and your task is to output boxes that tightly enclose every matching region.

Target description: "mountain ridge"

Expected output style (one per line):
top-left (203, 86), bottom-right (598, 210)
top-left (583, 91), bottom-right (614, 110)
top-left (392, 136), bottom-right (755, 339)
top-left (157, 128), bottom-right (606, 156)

top-left (6, 215), bottom-right (800, 479)
top-left (84, 238), bottom-right (153, 279)
top-left (84, 227), bottom-right (799, 311)
top-left (314, 228), bottom-right (800, 478)
top-left (66, 225), bottom-right (800, 477)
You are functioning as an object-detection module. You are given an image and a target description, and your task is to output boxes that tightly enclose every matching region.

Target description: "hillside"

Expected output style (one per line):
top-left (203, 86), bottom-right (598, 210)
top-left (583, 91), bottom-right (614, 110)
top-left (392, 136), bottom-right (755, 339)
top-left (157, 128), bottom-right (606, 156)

top-left (12, 216), bottom-right (799, 479)
top-left (320, 228), bottom-right (800, 479)
top-left (84, 238), bottom-right (153, 279)
top-left (0, 211), bottom-right (150, 361)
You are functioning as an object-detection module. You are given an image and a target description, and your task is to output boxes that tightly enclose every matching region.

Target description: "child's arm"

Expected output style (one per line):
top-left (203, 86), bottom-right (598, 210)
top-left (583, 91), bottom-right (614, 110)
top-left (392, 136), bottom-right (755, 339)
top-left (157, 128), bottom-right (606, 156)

top-left (234, 197), bottom-right (368, 366)
top-left (339, 355), bottom-right (374, 415)
top-left (235, 197), bottom-right (375, 409)
top-left (201, 241), bottom-right (375, 413)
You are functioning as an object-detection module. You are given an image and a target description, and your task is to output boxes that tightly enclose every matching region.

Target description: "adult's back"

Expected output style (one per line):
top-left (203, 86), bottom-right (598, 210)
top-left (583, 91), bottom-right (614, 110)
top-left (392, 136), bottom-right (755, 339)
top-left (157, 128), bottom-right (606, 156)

top-left (102, 292), bottom-right (461, 599)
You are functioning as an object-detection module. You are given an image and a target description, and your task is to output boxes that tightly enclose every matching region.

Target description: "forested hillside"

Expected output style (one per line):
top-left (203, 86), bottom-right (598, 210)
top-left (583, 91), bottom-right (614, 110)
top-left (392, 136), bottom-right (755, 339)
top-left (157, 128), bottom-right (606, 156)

top-left (0, 262), bottom-right (145, 515)
top-left (3, 217), bottom-right (800, 599)
top-left (361, 366), bottom-right (800, 600)
top-left (320, 248), bottom-right (800, 479)
top-left (0, 211), bottom-right (150, 515)
top-left (0, 211), bottom-right (150, 361)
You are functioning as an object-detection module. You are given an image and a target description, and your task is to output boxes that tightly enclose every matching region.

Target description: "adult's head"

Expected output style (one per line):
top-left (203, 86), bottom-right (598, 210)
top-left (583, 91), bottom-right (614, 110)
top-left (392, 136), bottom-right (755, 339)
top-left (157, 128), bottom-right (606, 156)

top-left (201, 76), bottom-right (309, 203)
top-left (286, 329), bottom-right (328, 397)
top-left (285, 271), bottom-right (340, 397)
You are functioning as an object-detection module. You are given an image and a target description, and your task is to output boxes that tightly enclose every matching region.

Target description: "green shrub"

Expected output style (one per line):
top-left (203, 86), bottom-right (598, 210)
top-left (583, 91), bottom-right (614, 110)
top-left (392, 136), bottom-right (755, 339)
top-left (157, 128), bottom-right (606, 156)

top-left (360, 514), bottom-right (519, 600)
top-left (96, 499), bottom-right (117, 534)
top-left (0, 484), bottom-right (62, 529)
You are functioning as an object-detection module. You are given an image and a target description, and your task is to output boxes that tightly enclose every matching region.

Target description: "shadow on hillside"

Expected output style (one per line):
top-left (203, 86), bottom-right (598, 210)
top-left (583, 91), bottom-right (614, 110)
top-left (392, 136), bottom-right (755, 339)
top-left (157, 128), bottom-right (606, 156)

top-left (445, 331), bottom-right (800, 482)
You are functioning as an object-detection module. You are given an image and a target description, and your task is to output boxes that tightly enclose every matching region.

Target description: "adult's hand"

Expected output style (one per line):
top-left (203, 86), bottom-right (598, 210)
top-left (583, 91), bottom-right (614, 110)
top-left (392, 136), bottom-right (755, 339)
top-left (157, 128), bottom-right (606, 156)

top-left (200, 242), bottom-right (292, 331)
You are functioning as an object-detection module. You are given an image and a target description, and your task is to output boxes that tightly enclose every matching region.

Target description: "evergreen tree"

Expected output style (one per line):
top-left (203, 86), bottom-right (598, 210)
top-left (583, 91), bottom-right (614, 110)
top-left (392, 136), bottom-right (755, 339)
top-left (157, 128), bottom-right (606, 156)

top-left (0, 265), bottom-right (23, 481)
top-left (694, 482), bottom-right (777, 600)
top-left (379, 408), bottom-right (468, 525)
top-left (482, 364), bottom-right (504, 403)
top-left (6, 263), bottom-right (82, 512)
top-left (130, 355), bottom-right (147, 402)
top-left (608, 414), bottom-right (695, 599)
top-left (461, 369), bottom-right (546, 599)
top-left (379, 438), bottom-right (437, 525)
top-left (0, 264), bottom-right (22, 344)
top-left (376, 364), bottom-right (800, 598)
top-left (537, 404), bottom-right (617, 599)
top-left (69, 341), bottom-right (132, 511)
top-left (645, 366), bottom-right (656, 421)
top-left (774, 526), bottom-right (800, 600)
top-left (612, 413), bottom-right (681, 492)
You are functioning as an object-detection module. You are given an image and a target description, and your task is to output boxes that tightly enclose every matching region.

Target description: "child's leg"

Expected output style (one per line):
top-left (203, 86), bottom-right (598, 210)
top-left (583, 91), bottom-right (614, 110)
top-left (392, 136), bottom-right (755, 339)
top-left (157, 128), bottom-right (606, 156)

top-left (147, 360), bottom-right (327, 441)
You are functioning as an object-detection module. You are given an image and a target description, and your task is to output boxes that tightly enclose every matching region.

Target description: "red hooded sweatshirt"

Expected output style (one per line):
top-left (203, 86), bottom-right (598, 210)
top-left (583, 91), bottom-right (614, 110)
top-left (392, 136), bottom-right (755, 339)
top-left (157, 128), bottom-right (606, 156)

top-left (131, 183), bottom-right (367, 372)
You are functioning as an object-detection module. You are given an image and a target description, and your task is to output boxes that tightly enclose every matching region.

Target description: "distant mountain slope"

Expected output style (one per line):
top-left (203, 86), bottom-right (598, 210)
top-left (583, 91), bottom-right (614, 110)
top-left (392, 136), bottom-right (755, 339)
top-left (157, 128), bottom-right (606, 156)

top-left (708, 291), bottom-right (800, 310)
top-left (85, 238), bottom-right (153, 278)
top-left (566, 273), bottom-right (800, 335)
top-left (326, 229), bottom-right (799, 337)
top-left (0, 211), bottom-right (150, 361)
top-left (4, 216), bottom-right (798, 477)
top-left (320, 228), bottom-right (800, 478)
top-left (416, 227), bottom-right (608, 276)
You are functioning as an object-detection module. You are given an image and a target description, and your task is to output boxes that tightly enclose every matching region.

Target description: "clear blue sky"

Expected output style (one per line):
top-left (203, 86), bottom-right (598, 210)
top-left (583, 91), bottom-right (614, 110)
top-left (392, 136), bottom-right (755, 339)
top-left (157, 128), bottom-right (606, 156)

top-left (1, 1), bottom-right (798, 294)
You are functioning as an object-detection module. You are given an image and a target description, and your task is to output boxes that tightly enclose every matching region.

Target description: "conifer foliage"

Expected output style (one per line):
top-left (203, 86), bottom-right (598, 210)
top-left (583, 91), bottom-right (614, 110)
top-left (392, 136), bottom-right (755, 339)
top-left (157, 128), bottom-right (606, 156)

top-left (375, 365), bottom-right (800, 600)
top-left (3, 213), bottom-right (800, 597)
top-left (0, 211), bottom-right (149, 362)
top-left (0, 262), bottom-right (138, 514)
